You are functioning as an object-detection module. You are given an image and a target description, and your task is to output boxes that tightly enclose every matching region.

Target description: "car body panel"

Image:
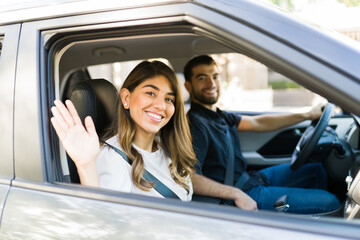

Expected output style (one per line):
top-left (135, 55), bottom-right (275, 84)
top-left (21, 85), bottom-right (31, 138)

top-left (0, 23), bottom-right (20, 226)
top-left (0, 0), bottom-right (182, 26)
top-left (0, 185), bottom-right (10, 223)
top-left (14, 22), bottom-right (45, 182)
top-left (0, 24), bottom-right (19, 180)
top-left (0, 181), bottom-right (357, 240)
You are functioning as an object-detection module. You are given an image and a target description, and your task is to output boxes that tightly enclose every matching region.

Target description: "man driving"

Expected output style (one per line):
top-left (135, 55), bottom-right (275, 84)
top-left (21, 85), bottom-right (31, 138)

top-left (185, 55), bottom-right (340, 213)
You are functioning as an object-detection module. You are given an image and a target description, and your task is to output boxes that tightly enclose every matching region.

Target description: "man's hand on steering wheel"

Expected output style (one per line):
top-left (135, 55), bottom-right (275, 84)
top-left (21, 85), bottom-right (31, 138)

top-left (290, 103), bottom-right (334, 170)
top-left (306, 103), bottom-right (326, 121)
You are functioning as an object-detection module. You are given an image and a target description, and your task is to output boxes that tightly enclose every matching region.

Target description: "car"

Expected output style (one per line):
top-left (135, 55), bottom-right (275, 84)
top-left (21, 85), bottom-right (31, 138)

top-left (1, 0), bottom-right (360, 239)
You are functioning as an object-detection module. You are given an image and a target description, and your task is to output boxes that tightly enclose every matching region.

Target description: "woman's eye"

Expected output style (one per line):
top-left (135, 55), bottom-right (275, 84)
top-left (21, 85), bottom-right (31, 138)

top-left (165, 97), bottom-right (175, 104)
top-left (146, 92), bottom-right (155, 96)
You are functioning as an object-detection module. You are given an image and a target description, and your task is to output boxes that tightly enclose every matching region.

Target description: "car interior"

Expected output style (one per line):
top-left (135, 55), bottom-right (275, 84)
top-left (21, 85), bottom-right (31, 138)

top-left (48, 26), bottom-right (360, 220)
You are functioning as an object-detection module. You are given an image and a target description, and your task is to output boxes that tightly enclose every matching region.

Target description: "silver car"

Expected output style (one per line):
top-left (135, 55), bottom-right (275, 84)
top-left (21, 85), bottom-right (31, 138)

top-left (1, 0), bottom-right (360, 239)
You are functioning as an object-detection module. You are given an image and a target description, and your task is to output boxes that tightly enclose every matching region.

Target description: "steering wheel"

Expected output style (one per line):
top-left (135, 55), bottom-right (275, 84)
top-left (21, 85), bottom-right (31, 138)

top-left (290, 103), bottom-right (334, 170)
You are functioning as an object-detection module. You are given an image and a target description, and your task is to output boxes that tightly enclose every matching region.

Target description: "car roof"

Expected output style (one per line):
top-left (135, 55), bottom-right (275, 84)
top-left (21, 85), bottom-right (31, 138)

top-left (0, 0), bottom-right (177, 25)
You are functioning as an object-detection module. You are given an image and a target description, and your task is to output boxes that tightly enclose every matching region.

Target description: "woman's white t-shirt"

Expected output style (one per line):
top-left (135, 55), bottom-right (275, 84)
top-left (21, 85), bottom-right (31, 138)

top-left (96, 135), bottom-right (193, 201)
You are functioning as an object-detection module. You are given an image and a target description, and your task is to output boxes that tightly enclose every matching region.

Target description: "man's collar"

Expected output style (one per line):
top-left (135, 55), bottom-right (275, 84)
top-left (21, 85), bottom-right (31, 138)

top-left (190, 101), bottom-right (223, 118)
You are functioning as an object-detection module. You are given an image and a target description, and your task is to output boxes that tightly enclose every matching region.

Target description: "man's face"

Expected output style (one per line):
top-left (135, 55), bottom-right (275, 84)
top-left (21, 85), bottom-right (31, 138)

top-left (186, 63), bottom-right (221, 106)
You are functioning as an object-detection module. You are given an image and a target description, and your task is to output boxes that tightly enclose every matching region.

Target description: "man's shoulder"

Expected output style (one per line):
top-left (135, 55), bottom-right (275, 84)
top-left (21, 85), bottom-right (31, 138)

top-left (187, 107), bottom-right (210, 124)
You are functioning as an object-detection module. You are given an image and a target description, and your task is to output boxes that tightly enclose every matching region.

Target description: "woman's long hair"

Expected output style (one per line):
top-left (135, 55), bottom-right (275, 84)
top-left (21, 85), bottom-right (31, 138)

top-left (106, 60), bottom-right (197, 193)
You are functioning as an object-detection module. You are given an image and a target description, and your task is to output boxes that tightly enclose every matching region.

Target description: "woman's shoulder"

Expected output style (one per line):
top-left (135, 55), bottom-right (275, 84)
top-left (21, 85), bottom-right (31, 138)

top-left (98, 135), bottom-right (128, 166)
top-left (104, 135), bottom-right (120, 147)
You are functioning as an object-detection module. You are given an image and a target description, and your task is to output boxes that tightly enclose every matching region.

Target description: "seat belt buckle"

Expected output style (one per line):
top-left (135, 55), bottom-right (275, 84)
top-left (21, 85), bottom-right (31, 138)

top-left (274, 195), bottom-right (289, 212)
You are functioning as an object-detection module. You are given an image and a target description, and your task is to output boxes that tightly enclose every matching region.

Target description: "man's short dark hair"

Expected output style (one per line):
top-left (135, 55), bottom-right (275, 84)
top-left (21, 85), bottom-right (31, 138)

top-left (183, 55), bottom-right (216, 82)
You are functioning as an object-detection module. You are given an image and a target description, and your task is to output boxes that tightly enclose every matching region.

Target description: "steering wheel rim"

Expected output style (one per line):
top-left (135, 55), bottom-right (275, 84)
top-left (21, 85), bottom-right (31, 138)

top-left (290, 103), bottom-right (334, 170)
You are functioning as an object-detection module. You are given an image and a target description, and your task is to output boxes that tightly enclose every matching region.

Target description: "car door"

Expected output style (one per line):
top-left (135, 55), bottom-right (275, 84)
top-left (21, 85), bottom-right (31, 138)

top-left (0, 24), bottom-right (20, 224)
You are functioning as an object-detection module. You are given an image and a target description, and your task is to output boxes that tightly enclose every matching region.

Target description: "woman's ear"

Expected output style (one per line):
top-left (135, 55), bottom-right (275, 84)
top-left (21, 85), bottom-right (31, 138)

top-left (120, 88), bottom-right (130, 109)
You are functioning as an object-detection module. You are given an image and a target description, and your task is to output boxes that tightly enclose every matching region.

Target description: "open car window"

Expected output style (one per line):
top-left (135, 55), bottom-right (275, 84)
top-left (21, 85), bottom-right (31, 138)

top-left (51, 31), bottom-right (234, 183)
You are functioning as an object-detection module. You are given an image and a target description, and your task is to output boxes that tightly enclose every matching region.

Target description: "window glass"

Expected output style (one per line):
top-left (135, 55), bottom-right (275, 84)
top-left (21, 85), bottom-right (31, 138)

top-left (211, 53), bottom-right (326, 113)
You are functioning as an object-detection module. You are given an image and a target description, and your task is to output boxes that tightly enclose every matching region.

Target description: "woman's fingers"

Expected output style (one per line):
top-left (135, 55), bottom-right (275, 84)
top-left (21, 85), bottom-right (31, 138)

top-left (65, 99), bottom-right (83, 126)
top-left (53, 99), bottom-right (75, 127)
top-left (84, 116), bottom-right (98, 138)
top-left (51, 106), bottom-right (70, 134)
top-left (50, 116), bottom-right (66, 141)
top-left (51, 99), bottom-right (98, 142)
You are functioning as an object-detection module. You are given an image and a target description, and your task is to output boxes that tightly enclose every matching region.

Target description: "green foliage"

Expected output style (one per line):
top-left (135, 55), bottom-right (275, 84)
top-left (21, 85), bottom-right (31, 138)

top-left (268, 0), bottom-right (360, 11)
top-left (268, 0), bottom-right (294, 11)
top-left (269, 80), bottom-right (301, 89)
top-left (337, 0), bottom-right (360, 7)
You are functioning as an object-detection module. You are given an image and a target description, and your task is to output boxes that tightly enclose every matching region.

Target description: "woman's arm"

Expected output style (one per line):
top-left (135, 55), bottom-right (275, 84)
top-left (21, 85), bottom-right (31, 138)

top-left (51, 99), bottom-right (100, 187)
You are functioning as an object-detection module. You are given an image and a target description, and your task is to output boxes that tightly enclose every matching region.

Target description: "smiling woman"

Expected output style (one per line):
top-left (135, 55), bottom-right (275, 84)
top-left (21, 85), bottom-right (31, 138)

top-left (50, 60), bottom-right (197, 200)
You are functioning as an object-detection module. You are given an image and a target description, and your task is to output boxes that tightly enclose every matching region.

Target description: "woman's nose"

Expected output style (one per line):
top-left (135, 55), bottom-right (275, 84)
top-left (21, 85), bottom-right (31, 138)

top-left (153, 96), bottom-right (166, 110)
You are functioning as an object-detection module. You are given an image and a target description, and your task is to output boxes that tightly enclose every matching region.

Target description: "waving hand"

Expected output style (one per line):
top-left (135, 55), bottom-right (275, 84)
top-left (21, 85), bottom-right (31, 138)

top-left (51, 99), bottom-right (100, 186)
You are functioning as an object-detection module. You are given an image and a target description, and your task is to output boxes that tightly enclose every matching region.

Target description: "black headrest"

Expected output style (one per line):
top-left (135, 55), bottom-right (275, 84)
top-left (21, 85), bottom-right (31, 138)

top-left (70, 79), bottom-right (118, 138)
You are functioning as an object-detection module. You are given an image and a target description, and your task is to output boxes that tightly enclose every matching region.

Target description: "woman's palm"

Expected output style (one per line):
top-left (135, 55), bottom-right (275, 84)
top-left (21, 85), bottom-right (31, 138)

top-left (51, 100), bottom-right (100, 168)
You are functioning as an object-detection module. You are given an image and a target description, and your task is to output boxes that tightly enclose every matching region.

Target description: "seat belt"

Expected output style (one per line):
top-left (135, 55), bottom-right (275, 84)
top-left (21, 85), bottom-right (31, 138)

top-left (224, 128), bottom-right (250, 189)
top-left (101, 140), bottom-right (181, 200)
top-left (224, 129), bottom-right (234, 186)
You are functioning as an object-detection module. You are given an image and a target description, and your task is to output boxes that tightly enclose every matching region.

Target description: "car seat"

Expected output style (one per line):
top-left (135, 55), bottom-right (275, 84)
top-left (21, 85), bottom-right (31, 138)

top-left (68, 78), bottom-right (118, 183)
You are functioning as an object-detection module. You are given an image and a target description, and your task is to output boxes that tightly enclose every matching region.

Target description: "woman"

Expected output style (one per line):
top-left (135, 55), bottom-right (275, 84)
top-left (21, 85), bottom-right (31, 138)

top-left (51, 61), bottom-right (197, 201)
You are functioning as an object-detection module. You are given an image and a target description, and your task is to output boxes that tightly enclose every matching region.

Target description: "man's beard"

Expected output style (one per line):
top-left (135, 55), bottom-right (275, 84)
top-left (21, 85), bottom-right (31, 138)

top-left (192, 87), bottom-right (219, 105)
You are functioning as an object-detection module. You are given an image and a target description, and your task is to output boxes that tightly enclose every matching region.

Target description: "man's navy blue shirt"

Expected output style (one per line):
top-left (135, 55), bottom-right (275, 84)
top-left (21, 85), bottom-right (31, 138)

top-left (187, 102), bottom-right (248, 185)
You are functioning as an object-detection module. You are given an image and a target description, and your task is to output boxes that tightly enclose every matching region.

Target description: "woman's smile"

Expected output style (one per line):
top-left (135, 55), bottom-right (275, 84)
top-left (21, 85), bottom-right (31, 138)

top-left (146, 111), bottom-right (164, 123)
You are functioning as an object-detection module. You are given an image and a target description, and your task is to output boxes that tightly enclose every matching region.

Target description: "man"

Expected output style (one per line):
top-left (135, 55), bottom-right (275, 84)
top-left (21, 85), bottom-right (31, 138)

top-left (185, 55), bottom-right (340, 213)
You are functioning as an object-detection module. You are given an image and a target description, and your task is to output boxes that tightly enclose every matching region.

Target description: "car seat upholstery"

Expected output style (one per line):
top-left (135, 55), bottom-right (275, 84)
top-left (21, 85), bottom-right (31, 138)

top-left (68, 78), bottom-right (118, 183)
top-left (63, 68), bottom-right (91, 100)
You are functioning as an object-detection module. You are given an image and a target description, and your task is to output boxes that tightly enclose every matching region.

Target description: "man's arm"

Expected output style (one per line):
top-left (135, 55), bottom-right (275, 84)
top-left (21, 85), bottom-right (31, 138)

top-left (237, 104), bottom-right (324, 132)
top-left (191, 173), bottom-right (258, 210)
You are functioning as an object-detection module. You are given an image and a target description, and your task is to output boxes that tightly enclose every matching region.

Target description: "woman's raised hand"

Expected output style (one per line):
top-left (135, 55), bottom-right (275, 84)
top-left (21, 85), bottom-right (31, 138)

top-left (51, 100), bottom-right (100, 186)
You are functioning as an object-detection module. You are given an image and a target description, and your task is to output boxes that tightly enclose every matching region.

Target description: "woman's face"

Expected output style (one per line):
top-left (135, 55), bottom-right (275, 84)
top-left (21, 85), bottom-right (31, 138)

top-left (122, 75), bottom-right (175, 137)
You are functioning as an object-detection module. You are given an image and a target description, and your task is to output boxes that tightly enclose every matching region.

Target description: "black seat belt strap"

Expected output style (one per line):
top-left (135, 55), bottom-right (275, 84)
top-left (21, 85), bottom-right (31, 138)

top-left (224, 128), bottom-right (250, 189)
top-left (224, 129), bottom-right (234, 186)
top-left (101, 140), bottom-right (181, 200)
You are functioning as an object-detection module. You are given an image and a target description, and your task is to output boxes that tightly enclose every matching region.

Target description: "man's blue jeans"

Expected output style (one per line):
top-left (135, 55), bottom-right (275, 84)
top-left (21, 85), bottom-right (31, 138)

top-left (245, 163), bottom-right (340, 214)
